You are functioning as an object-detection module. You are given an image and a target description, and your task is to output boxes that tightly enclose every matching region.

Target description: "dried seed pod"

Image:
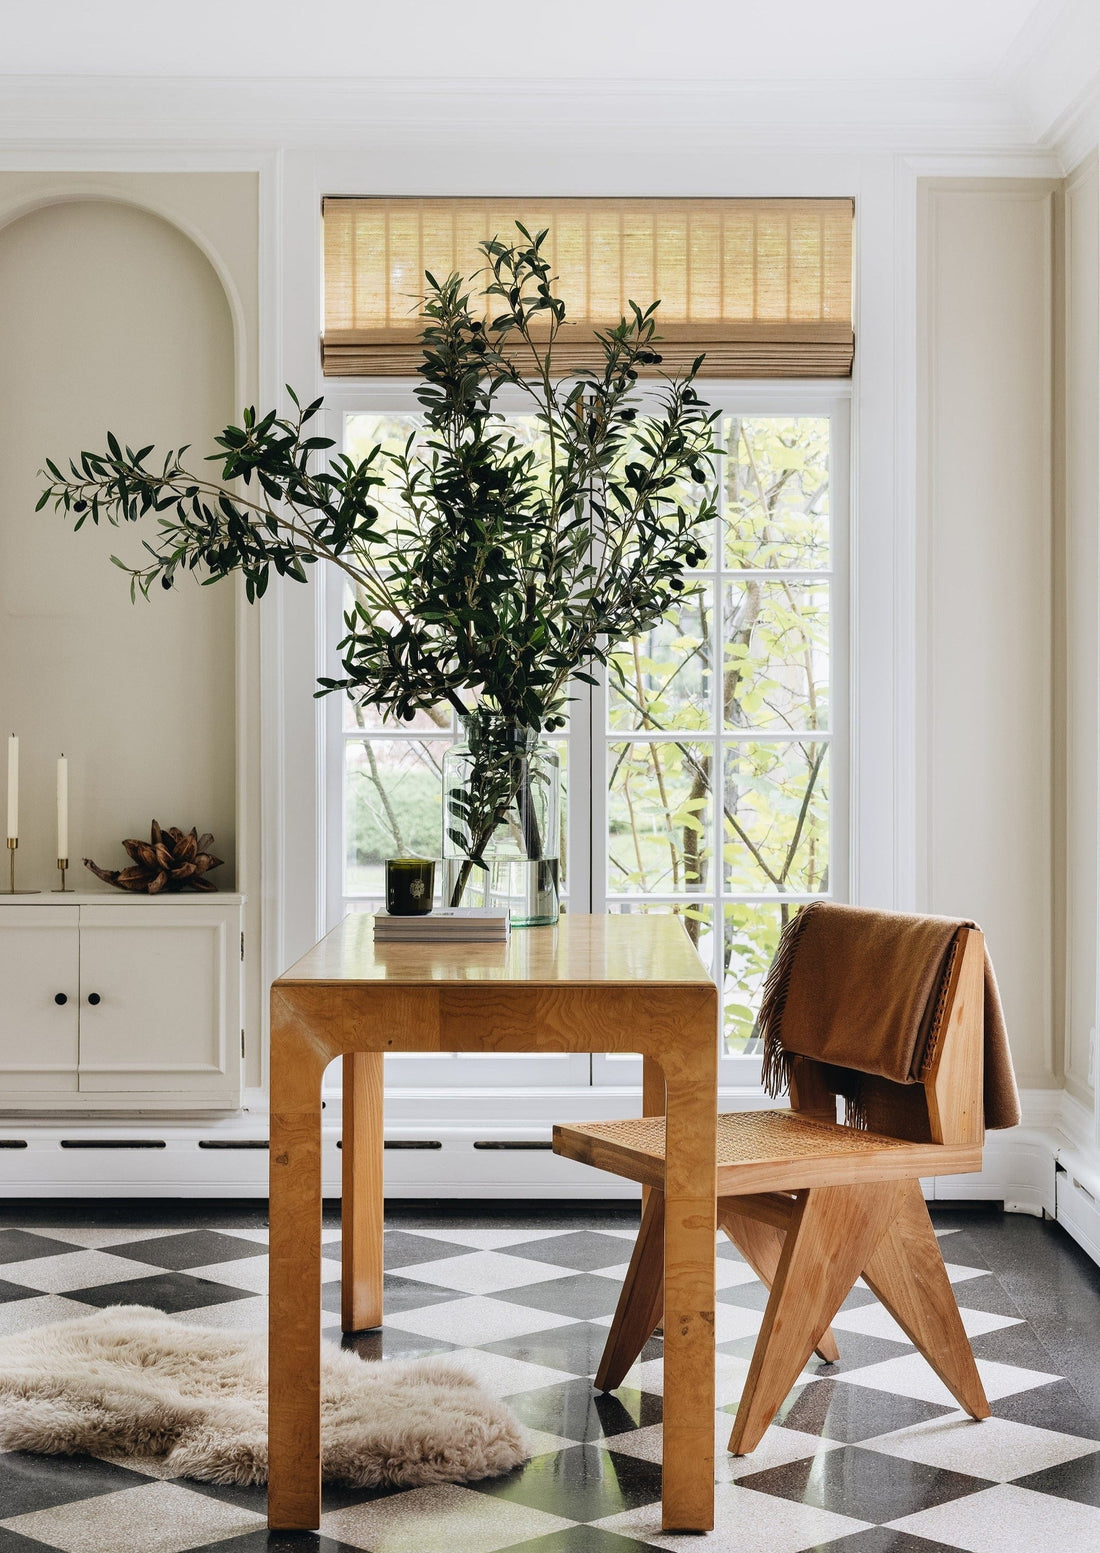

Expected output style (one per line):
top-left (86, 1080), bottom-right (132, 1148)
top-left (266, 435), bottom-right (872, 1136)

top-left (84, 822), bottom-right (224, 893)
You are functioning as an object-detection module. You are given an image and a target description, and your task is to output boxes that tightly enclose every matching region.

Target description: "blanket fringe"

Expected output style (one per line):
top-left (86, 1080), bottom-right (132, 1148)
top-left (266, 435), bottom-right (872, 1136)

top-left (757, 904), bottom-right (815, 1102)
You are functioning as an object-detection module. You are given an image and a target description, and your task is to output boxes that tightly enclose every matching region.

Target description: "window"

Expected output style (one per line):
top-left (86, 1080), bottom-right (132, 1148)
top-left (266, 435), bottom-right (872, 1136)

top-left (323, 388), bottom-right (847, 1089)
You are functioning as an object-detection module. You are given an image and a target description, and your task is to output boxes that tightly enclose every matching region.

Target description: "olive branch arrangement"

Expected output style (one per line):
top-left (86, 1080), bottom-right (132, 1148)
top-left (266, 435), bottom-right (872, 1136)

top-left (38, 225), bottom-right (720, 887)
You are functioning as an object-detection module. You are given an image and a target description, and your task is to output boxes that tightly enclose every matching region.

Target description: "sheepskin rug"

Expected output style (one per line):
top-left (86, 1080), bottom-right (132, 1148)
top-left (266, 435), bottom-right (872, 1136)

top-left (0, 1305), bottom-right (529, 1488)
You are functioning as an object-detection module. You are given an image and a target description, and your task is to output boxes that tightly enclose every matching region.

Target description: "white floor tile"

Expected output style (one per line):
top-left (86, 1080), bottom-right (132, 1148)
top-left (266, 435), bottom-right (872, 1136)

top-left (186, 1255), bottom-right (269, 1294)
top-left (386, 1294), bottom-right (577, 1346)
top-left (599, 1480), bottom-right (869, 1552)
top-left (837, 1352), bottom-right (1060, 1407)
top-left (441, 1346), bottom-right (580, 1396)
top-left (831, 1299), bottom-right (1021, 1344)
top-left (0, 1249), bottom-right (164, 1293)
top-left (401, 1226), bottom-right (575, 1250)
top-left (863, 1410), bottom-right (1100, 1481)
top-left (624, 1348), bottom-right (773, 1400)
top-left (170, 1295), bottom-right (268, 1330)
top-left (15, 1226), bottom-right (201, 1249)
top-left (945, 1261), bottom-right (991, 1283)
top-left (605, 1412), bottom-right (840, 1479)
top-left (320, 1481), bottom-right (572, 1553)
top-left (0, 1293), bottom-right (96, 1335)
top-left (890, 1483), bottom-right (1100, 1553)
top-left (593, 1257), bottom-right (761, 1291)
top-left (588, 1299), bottom-right (762, 1345)
top-left (2, 1479), bottom-right (264, 1553)
top-left (396, 1250), bottom-right (576, 1294)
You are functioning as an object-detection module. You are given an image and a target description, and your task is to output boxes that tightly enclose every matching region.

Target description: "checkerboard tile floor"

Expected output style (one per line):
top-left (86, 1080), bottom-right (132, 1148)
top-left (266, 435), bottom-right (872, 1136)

top-left (0, 1204), bottom-right (1098, 1552)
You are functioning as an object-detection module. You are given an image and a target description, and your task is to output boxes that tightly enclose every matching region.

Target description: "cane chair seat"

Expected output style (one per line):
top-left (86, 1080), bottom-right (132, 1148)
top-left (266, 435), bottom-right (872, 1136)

top-left (554, 1108), bottom-right (982, 1197)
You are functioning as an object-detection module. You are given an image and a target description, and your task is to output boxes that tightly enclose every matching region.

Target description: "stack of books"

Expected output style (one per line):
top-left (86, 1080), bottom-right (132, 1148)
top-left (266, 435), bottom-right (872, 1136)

top-left (373, 907), bottom-right (511, 942)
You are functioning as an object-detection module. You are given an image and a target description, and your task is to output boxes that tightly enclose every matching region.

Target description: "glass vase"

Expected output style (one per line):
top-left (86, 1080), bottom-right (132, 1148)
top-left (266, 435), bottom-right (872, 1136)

top-left (441, 713), bottom-right (560, 927)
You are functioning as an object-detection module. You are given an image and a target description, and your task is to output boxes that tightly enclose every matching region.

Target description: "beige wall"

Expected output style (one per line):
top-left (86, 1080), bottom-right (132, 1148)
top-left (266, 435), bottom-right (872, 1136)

top-left (1062, 154), bottom-right (1100, 1110)
top-left (0, 173), bottom-right (263, 1083)
top-left (918, 179), bottom-right (1058, 1090)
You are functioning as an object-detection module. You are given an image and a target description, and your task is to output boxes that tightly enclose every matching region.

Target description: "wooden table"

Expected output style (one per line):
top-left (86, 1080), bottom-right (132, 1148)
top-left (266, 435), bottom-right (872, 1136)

top-left (267, 912), bottom-right (718, 1533)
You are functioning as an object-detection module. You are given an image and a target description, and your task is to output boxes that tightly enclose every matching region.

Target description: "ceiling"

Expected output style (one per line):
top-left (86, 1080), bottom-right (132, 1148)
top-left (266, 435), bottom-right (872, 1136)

top-left (1, 1), bottom-right (1095, 157)
top-left (0, 1), bottom-right (1057, 82)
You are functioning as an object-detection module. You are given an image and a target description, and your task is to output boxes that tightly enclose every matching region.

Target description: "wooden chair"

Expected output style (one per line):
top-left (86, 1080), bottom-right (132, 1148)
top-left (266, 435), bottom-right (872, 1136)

top-left (552, 923), bottom-right (991, 1455)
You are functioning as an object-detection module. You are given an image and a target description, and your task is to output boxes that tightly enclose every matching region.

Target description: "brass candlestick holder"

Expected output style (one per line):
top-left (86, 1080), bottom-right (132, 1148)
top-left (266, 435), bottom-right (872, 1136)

top-left (53, 857), bottom-right (72, 893)
top-left (5, 837), bottom-right (40, 895)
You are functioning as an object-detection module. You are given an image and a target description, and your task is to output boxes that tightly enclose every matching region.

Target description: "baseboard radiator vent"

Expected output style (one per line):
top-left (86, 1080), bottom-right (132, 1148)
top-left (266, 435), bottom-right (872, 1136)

top-left (335, 1139), bottom-right (443, 1150)
top-left (197, 1140), bottom-right (269, 1151)
top-left (473, 1140), bottom-right (554, 1151)
top-left (59, 1139), bottom-right (167, 1150)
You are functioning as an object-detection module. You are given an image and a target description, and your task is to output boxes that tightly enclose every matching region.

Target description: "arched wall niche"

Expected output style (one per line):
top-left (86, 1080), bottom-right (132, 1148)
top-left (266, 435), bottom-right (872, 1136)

top-left (0, 195), bottom-right (238, 890)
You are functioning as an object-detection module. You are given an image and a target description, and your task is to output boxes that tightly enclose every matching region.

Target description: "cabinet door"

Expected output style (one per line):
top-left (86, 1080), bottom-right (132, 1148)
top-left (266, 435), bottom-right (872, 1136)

top-left (0, 907), bottom-right (80, 1094)
top-left (77, 905), bottom-right (240, 1097)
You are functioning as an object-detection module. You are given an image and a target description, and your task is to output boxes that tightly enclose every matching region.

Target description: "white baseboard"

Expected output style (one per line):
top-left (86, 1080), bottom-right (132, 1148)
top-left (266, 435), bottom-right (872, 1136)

top-left (1, 1087), bottom-right (1098, 1270)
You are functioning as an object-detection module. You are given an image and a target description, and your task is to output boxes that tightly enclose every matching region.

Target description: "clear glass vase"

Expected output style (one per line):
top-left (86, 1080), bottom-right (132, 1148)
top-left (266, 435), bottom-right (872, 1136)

top-left (441, 713), bottom-right (560, 927)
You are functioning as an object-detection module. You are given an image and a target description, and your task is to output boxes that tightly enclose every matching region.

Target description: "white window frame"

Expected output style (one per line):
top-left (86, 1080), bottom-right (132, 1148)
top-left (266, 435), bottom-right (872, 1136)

top-left (321, 381), bottom-right (851, 1091)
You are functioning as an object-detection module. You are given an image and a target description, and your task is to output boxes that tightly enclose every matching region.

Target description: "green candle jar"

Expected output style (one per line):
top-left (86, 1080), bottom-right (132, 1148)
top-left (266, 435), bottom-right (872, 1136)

top-left (385, 857), bottom-right (435, 916)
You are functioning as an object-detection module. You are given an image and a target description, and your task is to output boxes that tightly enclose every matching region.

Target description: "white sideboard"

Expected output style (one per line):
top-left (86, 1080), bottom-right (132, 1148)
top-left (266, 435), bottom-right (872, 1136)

top-left (0, 891), bottom-right (244, 1111)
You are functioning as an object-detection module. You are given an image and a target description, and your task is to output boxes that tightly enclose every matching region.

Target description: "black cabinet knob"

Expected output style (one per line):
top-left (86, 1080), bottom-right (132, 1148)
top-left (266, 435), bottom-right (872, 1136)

top-left (87, 993), bottom-right (101, 1006)
top-left (54, 993), bottom-right (67, 1006)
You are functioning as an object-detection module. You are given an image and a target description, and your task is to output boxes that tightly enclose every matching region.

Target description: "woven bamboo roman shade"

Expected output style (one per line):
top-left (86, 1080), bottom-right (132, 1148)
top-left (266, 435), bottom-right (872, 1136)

top-left (322, 197), bottom-right (854, 378)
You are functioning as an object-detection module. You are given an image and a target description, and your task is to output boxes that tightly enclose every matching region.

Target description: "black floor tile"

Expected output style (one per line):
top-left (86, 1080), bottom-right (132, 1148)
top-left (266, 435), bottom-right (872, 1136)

top-left (0, 1280), bottom-right (41, 1304)
top-left (0, 1451), bottom-right (152, 1519)
top-left (718, 1278), bottom-right (879, 1314)
top-left (321, 1273), bottom-right (459, 1317)
top-left (737, 1442), bottom-right (988, 1523)
top-left (496, 1527), bottom-right (661, 1553)
top-left (773, 1378), bottom-right (956, 1443)
top-left (0, 1231), bottom-right (82, 1265)
top-left (470, 1443), bottom-right (663, 1523)
top-left (934, 1210), bottom-right (1100, 1417)
top-left (968, 1321), bottom-right (1060, 1370)
top-left (818, 1528), bottom-right (969, 1553)
top-left (507, 1378), bottom-right (662, 1443)
top-left (328, 1324), bottom-right (460, 1362)
top-left (188, 1534), bottom-right (363, 1553)
top-left (63, 1272), bottom-right (255, 1312)
top-left (499, 1233), bottom-right (632, 1273)
top-left (0, 1529), bottom-right (63, 1553)
top-left (719, 1329), bottom-right (911, 1376)
top-left (494, 1274), bottom-right (624, 1322)
top-left (940, 1274), bottom-right (1024, 1318)
top-left (370, 1230), bottom-right (472, 1270)
top-left (991, 1380), bottom-right (1100, 1439)
top-left (181, 1476), bottom-right (269, 1516)
top-left (1013, 1449), bottom-right (1100, 1507)
top-left (101, 1230), bottom-right (265, 1270)
top-left (480, 1321), bottom-right (625, 1378)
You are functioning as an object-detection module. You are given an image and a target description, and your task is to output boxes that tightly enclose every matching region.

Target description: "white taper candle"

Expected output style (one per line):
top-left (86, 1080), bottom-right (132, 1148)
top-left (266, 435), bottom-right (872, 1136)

top-left (6, 734), bottom-right (17, 841)
top-left (57, 755), bottom-right (69, 859)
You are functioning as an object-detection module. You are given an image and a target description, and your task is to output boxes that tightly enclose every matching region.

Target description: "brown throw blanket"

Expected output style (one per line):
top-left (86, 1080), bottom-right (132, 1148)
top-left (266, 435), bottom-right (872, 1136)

top-left (757, 901), bottom-right (1020, 1132)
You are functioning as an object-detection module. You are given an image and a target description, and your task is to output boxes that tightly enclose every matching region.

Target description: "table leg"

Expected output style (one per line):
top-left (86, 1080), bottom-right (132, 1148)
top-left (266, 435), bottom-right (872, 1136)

top-left (342, 1051), bottom-right (385, 1331)
top-left (641, 1055), bottom-right (666, 1220)
top-left (660, 1040), bottom-right (717, 1532)
top-left (268, 998), bottom-right (325, 1531)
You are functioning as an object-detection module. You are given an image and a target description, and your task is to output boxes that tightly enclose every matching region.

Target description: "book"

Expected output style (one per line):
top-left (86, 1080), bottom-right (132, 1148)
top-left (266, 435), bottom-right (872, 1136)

top-left (373, 907), bottom-right (510, 940)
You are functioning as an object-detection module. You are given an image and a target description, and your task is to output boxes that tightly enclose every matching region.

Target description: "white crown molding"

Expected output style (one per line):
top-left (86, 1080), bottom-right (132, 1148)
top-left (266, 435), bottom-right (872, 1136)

top-left (0, 73), bottom-right (1045, 160)
top-left (997, 0), bottom-right (1100, 166)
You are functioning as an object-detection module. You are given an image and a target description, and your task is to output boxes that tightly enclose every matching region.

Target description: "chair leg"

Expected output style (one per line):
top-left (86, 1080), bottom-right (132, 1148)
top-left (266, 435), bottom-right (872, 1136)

top-left (861, 1178), bottom-right (990, 1420)
top-left (718, 1202), bottom-right (840, 1364)
top-left (728, 1180), bottom-right (905, 1456)
top-left (595, 1188), bottom-right (665, 1392)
